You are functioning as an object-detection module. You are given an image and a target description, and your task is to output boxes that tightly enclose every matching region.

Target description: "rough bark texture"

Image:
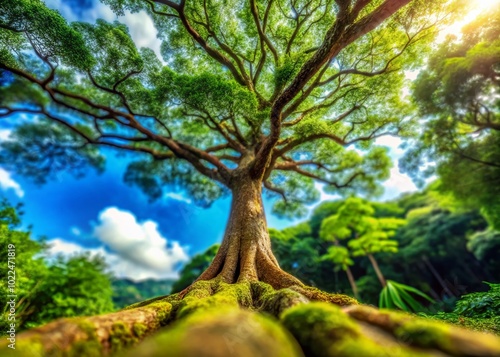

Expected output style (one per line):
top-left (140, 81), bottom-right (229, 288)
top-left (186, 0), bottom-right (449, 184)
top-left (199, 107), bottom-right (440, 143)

top-left (2, 280), bottom-right (500, 357)
top-left (193, 171), bottom-right (303, 291)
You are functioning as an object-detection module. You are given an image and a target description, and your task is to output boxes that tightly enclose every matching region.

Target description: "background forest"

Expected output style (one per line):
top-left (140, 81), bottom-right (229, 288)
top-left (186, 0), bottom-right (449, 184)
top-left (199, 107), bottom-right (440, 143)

top-left (2, 183), bottom-right (500, 334)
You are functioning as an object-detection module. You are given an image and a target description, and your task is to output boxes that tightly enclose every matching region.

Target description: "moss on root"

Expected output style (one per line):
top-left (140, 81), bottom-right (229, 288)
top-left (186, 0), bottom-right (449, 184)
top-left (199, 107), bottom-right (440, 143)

top-left (3, 280), bottom-right (500, 357)
top-left (125, 308), bottom-right (303, 357)
top-left (177, 281), bottom-right (253, 318)
top-left (281, 303), bottom-right (437, 357)
top-left (257, 287), bottom-right (309, 316)
top-left (292, 285), bottom-right (359, 306)
top-left (0, 301), bottom-right (174, 356)
top-left (344, 305), bottom-right (500, 357)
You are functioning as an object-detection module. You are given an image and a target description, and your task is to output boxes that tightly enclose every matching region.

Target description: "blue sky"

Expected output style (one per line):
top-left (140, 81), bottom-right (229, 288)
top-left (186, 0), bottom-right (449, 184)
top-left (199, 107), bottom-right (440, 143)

top-left (0, 0), bottom-right (419, 281)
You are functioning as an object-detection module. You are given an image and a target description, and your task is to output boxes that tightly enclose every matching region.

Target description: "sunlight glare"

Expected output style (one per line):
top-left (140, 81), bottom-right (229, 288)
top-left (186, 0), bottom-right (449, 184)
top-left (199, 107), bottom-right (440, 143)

top-left (439, 0), bottom-right (500, 40)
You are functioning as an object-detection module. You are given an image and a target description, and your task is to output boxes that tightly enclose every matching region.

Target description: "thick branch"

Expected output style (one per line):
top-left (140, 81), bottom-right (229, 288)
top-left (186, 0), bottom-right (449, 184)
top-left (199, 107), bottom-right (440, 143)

top-left (252, 0), bottom-right (412, 179)
top-left (0, 64), bottom-right (233, 184)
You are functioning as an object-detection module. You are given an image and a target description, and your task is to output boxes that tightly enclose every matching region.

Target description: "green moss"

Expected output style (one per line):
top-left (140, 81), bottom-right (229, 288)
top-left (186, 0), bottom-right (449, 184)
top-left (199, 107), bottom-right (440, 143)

top-left (395, 320), bottom-right (453, 349)
top-left (294, 286), bottom-right (359, 306)
top-left (346, 306), bottom-right (500, 356)
top-left (258, 288), bottom-right (309, 316)
top-left (281, 303), bottom-right (426, 357)
top-left (132, 323), bottom-right (148, 339)
top-left (74, 319), bottom-right (98, 340)
top-left (395, 314), bottom-right (500, 355)
top-left (424, 312), bottom-right (500, 335)
top-left (250, 281), bottom-right (275, 300)
top-left (67, 319), bottom-right (102, 356)
top-left (109, 321), bottom-right (138, 352)
top-left (124, 308), bottom-right (302, 357)
top-left (0, 337), bottom-right (45, 357)
top-left (68, 340), bottom-right (102, 357)
top-left (177, 281), bottom-right (253, 318)
top-left (143, 300), bottom-right (173, 325)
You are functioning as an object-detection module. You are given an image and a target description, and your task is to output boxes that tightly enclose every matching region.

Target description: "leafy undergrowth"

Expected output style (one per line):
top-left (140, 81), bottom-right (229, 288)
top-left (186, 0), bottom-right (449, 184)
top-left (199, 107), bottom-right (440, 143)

top-left (420, 282), bottom-right (500, 335)
top-left (423, 313), bottom-right (500, 335)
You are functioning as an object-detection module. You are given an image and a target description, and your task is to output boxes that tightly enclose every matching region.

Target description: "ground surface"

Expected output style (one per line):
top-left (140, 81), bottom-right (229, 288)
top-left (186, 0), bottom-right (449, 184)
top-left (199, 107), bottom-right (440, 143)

top-left (2, 280), bottom-right (500, 356)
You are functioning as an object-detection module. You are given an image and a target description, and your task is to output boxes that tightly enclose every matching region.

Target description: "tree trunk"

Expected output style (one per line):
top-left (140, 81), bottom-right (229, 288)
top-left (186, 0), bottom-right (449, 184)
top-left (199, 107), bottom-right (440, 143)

top-left (422, 256), bottom-right (455, 297)
top-left (367, 253), bottom-right (386, 287)
top-left (193, 173), bottom-right (302, 290)
top-left (345, 267), bottom-right (360, 300)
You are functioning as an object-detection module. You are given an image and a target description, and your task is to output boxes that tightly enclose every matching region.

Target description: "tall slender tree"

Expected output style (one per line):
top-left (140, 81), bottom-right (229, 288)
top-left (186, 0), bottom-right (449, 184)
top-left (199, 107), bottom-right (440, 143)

top-left (320, 212), bottom-right (359, 299)
top-left (1, 0), bottom-right (453, 292)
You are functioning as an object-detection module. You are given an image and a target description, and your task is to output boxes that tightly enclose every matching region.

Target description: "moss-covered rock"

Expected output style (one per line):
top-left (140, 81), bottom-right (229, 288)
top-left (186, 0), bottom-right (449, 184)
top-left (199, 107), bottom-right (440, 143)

top-left (125, 307), bottom-right (303, 357)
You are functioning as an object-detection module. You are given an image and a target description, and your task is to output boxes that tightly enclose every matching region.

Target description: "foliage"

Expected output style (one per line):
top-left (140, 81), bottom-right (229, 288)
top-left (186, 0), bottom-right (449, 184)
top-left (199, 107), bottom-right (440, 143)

top-left (0, 0), bottom-right (455, 218)
top-left (24, 253), bottom-right (115, 328)
top-left (401, 6), bottom-right (500, 228)
top-left (267, 189), bottom-right (497, 306)
top-left (0, 199), bottom-right (47, 332)
top-left (0, 199), bottom-right (115, 331)
top-left (423, 282), bottom-right (500, 335)
top-left (271, 231), bottom-right (325, 287)
top-left (319, 197), bottom-right (405, 258)
top-left (467, 229), bottom-right (500, 273)
top-left (379, 280), bottom-right (433, 312)
top-left (453, 282), bottom-right (500, 319)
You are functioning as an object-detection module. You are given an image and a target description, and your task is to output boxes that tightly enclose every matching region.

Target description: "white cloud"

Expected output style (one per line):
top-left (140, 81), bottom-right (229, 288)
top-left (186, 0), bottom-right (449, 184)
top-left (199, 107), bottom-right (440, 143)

top-left (0, 129), bottom-right (12, 141)
top-left (380, 166), bottom-right (417, 200)
top-left (71, 227), bottom-right (82, 236)
top-left (46, 207), bottom-right (189, 281)
top-left (118, 11), bottom-right (163, 60)
top-left (45, 0), bottom-right (163, 60)
top-left (165, 192), bottom-right (192, 204)
top-left (0, 168), bottom-right (24, 198)
top-left (92, 207), bottom-right (189, 278)
top-left (375, 136), bottom-right (418, 200)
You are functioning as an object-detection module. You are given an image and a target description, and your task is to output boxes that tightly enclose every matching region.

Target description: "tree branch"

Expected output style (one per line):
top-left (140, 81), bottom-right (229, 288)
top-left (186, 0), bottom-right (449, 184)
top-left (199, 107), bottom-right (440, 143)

top-left (252, 0), bottom-right (411, 179)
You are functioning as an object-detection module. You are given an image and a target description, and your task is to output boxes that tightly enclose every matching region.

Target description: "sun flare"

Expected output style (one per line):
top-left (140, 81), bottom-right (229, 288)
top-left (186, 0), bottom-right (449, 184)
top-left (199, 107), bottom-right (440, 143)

top-left (440, 0), bottom-right (500, 40)
top-left (471, 0), bottom-right (500, 11)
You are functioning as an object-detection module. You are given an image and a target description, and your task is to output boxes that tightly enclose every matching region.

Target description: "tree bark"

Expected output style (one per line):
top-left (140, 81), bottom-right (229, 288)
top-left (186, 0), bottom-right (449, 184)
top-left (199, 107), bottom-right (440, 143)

top-left (367, 253), bottom-right (387, 287)
top-left (193, 171), bottom-right (302, 290)
top-left (345, 267), bottom-right (360, 300)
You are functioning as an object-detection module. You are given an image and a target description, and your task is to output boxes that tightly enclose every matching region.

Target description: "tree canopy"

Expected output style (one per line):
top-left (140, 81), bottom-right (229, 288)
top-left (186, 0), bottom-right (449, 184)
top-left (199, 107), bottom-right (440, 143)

top-left (0, 0), bottom-right (461, 217)
top-left (401, 5), bottom-right (500, 228)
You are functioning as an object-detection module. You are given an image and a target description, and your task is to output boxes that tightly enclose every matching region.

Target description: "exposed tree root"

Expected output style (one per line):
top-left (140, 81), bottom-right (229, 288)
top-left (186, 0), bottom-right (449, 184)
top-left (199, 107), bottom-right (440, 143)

top-left (2, 279), bottom-right (500, 357)
top-left (0, 299), bottom-right (174, 356)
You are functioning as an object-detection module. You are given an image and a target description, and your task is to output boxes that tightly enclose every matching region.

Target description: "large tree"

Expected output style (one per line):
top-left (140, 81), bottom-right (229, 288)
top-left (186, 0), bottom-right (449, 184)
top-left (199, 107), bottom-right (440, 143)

top-left (3, 1), bottom-right (500, 356)
top-left (0, 0), bottom-right (446, 291)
